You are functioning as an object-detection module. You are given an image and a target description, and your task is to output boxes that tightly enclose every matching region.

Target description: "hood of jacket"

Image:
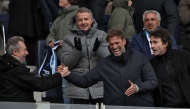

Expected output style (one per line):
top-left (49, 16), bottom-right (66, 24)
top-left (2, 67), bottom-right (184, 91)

top-left (58, 5), bottom-right (79, 16)
top-left (68, 15), bottom-right (98, 35)
top-left (0, 53), bottom-right (23, 72)
top-left (113, 0), bottom-right (130, 9)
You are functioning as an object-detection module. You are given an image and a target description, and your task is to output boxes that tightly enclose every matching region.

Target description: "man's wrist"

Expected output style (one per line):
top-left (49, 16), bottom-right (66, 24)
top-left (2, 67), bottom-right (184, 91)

top-left (66, 72), bottom-right (71, 76)
top-left (135, 84), bottom-right (139, 93)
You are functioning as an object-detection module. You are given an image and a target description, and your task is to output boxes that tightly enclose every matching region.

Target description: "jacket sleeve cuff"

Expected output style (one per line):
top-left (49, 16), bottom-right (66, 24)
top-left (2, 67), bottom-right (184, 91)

top-left (135, 84), bottom-right (139, 93)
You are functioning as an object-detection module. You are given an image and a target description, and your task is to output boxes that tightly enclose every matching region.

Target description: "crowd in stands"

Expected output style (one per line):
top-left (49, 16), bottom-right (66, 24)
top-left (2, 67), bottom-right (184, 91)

top-left (1, 0), bottom-right (190, 108)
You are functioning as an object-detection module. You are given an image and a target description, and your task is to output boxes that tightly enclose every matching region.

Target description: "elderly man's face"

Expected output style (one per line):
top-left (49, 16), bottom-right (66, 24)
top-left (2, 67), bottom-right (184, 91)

top-left (13, 41), bottom-right (29, 62)
top-left (76, 12), bottom-right (93, 32)
top-left (144, 13), bottom-right (160, 32)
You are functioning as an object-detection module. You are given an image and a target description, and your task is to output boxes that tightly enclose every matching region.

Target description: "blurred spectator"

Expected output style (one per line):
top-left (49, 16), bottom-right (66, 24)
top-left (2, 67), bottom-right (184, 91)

top-left (178, 0), bottom-right (190, 44)
top-left (133, 0), bottom-right (179, 39)
top-left (39, 0), bottom-right (59, 33)
top-left (130, 10), bottom-right (177, 60)
top-left (46, 0), bottom-right (79, 104)
top-left (78, 0), bottom-right (106, 30)
top-left (174, 0), bottom-right (180, 6)
top-left (3, 0), bottom-right (48, 65)
top-left (108, 0), bottom-right (136, 41)
top-left (61, 7), bottom-right (110, 105)
top-left (8, 0), bottom-right (47, 38)
top-left (104, 0), bottom-right (113, 15)
top-left (1, 0), bottom-right (9, 13)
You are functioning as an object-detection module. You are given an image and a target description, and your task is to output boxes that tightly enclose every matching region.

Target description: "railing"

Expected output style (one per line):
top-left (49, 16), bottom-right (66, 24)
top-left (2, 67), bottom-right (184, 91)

top-left (0, 102), bottom-right (189, 109)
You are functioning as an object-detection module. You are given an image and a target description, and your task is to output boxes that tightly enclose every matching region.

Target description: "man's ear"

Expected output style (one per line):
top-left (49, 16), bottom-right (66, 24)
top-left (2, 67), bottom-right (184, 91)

top-left (91, 18), bottom-right (94, 24)
top-left (158, 20), bottom-right (161, 26)
top-left (165, 43), bottom-right (168, 47)
top-left (123, 38), bottom-right (127, 45)
top-left (163, 42), bottom-right (168, 48)
top-left (12, 49), bottom-right (17, 55)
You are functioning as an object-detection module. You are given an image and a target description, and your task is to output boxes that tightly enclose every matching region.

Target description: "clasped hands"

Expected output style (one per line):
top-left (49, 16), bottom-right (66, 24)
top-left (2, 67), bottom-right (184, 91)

top-left (56, 63), bottom-right (70, 77)
top-left (74, 37), bottom-right (100, 52)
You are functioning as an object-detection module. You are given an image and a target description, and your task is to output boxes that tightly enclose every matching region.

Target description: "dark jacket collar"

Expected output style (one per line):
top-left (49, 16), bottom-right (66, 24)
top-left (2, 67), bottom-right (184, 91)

top-left (157, 49), bottom-right (172, 61)
top-left (0, 53), bottom-right (23, 72)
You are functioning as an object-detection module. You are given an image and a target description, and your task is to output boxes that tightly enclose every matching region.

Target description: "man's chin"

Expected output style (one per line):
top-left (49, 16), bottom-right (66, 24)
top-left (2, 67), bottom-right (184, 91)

top-left (113, 53), bottom-right (122, 56)
top-left (23, 60), bottom-right (27, 64)
top-left (147, 29), bottom-right (156, 32)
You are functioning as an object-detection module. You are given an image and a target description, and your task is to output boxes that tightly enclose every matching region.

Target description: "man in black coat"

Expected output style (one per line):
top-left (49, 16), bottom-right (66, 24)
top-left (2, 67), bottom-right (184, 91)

top-left (58, 29), bottom-right (158, 106)
top-left (149, 28), bottom-right (190, 108)
top-left (133, 0), bottom-right (179, 39)
top-left (0, 36), bottom-right (69, 102)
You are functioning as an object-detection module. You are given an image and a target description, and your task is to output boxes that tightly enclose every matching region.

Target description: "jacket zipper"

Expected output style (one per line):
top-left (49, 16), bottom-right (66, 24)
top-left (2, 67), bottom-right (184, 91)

top-left (166, 65), bottom-right (180, 103)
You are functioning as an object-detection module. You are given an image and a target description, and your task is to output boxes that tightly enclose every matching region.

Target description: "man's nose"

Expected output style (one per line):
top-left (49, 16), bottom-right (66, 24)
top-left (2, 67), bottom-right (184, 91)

top-left (151, 44), bottom-right (154, 48)
top-left (26, 51), bottom-right (29, 55)
top-left (82, 19), bottom-right (85, 24)
top-left (148, 20), bottom-right (152, 24)
top-left (113, 44), bottom-right (117, 48)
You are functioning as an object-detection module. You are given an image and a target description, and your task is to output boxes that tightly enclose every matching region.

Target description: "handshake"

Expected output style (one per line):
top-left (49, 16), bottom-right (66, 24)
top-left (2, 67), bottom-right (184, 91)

top-left (56, 63), bottom-right (70, 77)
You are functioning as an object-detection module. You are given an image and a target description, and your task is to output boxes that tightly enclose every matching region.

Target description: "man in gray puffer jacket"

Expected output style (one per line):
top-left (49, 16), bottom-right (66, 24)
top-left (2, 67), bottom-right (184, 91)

top-left (60, 7), bottom-right (110, 104)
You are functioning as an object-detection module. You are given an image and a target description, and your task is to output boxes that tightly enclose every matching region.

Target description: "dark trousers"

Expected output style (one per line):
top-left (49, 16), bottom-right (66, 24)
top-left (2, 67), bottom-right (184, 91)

top-left (79, 0), bottom-right (106, 30)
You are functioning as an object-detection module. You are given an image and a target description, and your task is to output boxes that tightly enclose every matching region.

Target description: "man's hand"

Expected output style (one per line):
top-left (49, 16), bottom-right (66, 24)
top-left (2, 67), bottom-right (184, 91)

top-left (48, 41), bottom-right (54, 47)
top-left (57, 63), bottom-right (70, 77)
top-left (93, 38), bottom-right (100, 52)
top-left (74, 37), bottom-right (82, 51)
top-left (59, 40), bottom-right (63, 46)
top-left (125, 80), bottom-right (137, 96)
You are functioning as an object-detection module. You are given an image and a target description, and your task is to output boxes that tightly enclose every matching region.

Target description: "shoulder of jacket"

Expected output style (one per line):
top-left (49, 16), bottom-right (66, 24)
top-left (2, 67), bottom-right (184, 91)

top-left (172, 49), bottom-right (189, 56)
top-left (133, 31), bottom-right (144, 39)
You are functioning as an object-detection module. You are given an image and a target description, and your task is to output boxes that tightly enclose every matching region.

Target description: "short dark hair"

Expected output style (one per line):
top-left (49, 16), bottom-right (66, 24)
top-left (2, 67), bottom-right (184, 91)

top-left (68, 0), bottom-right (79, 5)
top-left (106, 29), bottom-right (125, 42)
top-left (149, 28), bottom-right (171, 49)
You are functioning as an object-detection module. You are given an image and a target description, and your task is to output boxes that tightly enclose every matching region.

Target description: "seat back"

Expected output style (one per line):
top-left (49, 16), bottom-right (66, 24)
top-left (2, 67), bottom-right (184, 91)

top-left (102, 15), bottom-right (110, 32)
top-left (36, 40), bottom-right (48, 70)
top-left (0, 14), bottom-right (9, 57)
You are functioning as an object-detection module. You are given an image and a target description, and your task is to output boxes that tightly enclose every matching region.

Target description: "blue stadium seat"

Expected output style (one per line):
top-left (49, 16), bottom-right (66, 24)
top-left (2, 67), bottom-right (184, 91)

top-left (102, 15), bottom-right (110, 32)
top-left (0, 14), bottom-right (9, 57)
top-left (0, 14), bottom-right (10, 41)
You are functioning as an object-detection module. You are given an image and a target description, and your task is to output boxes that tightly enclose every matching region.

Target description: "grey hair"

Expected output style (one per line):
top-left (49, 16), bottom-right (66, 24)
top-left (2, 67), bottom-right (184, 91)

top-left (75, 7), bottom-right (93, 20)
top-left (143, 10), bottom-right (161, 22)
top-left (6, 36), bottom-right (25, 55)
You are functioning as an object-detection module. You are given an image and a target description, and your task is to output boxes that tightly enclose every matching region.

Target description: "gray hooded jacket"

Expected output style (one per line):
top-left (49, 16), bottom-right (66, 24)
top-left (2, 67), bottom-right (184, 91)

top-left (61, 16), bottom-right (110, 99)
